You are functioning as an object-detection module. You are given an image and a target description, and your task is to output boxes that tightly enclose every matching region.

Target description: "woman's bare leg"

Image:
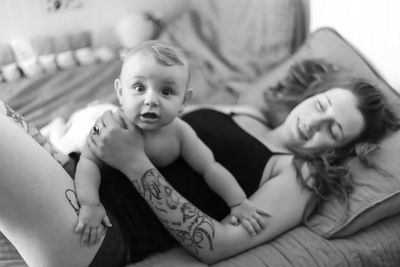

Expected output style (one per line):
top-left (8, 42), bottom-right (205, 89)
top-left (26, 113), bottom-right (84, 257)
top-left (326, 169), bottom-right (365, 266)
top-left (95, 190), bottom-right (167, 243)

top-left (0, 114), bottom-right (102, 267)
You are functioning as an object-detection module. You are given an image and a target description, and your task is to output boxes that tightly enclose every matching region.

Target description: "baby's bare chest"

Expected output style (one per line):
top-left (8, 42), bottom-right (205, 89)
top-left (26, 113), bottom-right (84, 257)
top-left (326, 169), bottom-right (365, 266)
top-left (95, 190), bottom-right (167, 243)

top-left (143, 133), bottom-right (181, 167)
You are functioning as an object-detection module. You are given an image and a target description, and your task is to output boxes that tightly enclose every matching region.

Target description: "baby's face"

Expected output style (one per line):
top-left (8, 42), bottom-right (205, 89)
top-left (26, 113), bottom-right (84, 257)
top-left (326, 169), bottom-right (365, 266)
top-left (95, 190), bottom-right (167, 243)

top-left (116, 52), bottom-right (189, 131)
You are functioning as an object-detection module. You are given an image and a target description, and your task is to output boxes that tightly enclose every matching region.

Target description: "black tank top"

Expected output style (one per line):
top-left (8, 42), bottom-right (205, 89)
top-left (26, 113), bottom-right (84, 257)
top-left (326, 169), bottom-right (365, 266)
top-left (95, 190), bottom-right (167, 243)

top-left (160, 109), bottom-right (275, 220)
top-left (99, 108), bottom-right (278, 262)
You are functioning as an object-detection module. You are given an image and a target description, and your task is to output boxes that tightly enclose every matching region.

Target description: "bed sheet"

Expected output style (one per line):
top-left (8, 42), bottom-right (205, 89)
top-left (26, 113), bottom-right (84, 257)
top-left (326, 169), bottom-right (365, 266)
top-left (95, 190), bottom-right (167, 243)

top-left (0, 60), bottom-right (122, 129)
top-left (132, 213), bottom-right (400, 267)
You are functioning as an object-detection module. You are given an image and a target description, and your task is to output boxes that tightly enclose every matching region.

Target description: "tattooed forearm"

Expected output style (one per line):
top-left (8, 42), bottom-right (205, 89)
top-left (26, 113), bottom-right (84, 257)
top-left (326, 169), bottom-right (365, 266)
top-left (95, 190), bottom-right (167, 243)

top-left (133, 168), bottom-right (216, 255)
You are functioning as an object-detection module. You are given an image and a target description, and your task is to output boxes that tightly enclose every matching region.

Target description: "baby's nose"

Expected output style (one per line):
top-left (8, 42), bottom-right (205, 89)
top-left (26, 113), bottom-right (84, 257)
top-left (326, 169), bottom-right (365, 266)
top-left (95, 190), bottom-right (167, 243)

top-left (144, 91), bottom-right (159, 107)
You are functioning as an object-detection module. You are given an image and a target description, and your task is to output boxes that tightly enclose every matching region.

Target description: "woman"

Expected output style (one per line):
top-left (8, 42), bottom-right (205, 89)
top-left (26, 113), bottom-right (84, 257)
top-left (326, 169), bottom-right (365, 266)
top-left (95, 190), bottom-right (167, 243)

top-left (0, 69), bottom-right (398, 267)
top-left (88, 72), bottom-right (399, 264)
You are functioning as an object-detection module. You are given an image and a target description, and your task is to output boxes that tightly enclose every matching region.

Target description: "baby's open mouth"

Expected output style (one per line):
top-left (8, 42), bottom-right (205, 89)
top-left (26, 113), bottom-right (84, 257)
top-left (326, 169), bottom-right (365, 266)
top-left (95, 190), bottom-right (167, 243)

top-left (140, 112), bottom-right (159, 120)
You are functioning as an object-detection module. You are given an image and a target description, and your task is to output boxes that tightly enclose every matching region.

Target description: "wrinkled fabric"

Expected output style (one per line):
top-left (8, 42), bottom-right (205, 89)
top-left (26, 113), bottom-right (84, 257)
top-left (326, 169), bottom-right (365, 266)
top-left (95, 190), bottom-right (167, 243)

top-left (161, 0), bottom-right (308, 102)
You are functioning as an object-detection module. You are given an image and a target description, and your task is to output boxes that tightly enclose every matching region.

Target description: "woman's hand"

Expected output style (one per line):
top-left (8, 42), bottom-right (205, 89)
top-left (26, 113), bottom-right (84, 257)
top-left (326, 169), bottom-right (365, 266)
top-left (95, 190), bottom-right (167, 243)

top-left (87, 109), bottom-right (147, 175)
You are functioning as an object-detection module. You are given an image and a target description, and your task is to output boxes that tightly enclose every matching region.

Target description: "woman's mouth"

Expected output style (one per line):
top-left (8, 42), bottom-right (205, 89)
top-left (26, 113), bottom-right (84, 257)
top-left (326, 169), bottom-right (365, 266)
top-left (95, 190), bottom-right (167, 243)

top-left (297, 118), bottom-right (310, 141)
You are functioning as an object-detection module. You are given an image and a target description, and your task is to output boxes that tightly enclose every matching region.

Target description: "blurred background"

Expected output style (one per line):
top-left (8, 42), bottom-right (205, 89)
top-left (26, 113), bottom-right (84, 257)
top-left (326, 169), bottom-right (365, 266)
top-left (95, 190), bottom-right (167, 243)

top-left (0, 0), bottom-right (399, 90)
top-left (310, 0), bottom-right (400, 91)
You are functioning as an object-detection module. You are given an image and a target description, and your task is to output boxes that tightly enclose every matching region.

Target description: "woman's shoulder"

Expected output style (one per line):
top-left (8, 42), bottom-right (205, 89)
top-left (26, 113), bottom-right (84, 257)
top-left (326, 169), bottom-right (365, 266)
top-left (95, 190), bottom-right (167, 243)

top-left (262, 154), bottom-right (314, 187)
top-left (269, 154), bottom-right (295, 174)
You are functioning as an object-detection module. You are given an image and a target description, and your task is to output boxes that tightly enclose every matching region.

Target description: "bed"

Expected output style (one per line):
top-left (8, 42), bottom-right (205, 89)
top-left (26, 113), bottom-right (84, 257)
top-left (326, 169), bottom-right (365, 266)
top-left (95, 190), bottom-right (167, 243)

top-left (128, 27), bottom-right (400, 267)
top-left (1, 0), bottom-right (400, 266)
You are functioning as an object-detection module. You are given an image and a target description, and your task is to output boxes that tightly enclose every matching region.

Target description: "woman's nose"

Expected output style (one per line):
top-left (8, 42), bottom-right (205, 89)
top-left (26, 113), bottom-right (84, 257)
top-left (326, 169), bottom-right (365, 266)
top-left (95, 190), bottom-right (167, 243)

top-left (144, 90), bottom-right (159, 107)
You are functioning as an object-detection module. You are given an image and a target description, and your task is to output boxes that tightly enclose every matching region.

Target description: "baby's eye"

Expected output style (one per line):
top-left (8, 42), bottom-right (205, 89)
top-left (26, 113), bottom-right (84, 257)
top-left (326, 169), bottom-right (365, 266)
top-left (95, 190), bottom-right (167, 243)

top-left (133, 83), bottom-right (145, 93)
top-left (161, 88), bottom-right (173, 96)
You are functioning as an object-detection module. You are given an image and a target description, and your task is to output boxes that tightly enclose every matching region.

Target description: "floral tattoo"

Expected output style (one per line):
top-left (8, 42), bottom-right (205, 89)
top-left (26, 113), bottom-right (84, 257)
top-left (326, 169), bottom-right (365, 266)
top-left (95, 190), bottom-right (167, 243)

top-left (133, 168), bottom-right (216, 255)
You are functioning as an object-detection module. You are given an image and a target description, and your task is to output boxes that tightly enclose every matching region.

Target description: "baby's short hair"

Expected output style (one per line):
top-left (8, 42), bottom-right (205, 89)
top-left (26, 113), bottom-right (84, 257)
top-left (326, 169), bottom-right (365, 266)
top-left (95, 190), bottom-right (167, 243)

top-left (124, 40), bottom-right (187, 67)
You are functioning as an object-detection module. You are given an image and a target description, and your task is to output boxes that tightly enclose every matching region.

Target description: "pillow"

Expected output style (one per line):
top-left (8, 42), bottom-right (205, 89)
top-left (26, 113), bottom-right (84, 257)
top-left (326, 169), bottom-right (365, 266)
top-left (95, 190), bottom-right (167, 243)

top-left (56, 50), bottom-right (76, 70)
top-left (70, 31), bottom-right (98, 66)
top-left (9, 38), bottom-right (44, 78)
top-left (0, 43), bottom-right (23, 82)
top-left (0, 43), bottom-right (16, 66)
top-left (75, 47), bottom-right (97, 66)
top-left (38, 53), bottom-right (58, 73)
top-left (94, 46), bottom-right (117, 63)
top-left (31, 36), bottom-right (58, 73)
top-left (239, 27), bottom-right (400, 238)
top-left (17, 58), bottom-right (43, 77)
top-left (54, 34), bottom-right (77, 69)
top-left (0, 63), bottom-right (23, 82)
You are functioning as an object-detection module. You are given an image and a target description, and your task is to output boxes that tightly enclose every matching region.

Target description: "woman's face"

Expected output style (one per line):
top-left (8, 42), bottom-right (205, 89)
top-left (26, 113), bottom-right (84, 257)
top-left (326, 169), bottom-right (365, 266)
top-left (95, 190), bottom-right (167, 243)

top-left (280, 88), bottom-right (365, 154)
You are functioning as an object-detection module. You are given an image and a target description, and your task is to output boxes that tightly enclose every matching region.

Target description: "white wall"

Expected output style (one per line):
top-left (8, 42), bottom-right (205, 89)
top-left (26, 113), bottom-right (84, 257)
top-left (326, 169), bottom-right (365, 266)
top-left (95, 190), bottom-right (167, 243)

top-left (310, 0), bottom-right (400, 90)
top-left (0, 0), bottom-right (187, 47)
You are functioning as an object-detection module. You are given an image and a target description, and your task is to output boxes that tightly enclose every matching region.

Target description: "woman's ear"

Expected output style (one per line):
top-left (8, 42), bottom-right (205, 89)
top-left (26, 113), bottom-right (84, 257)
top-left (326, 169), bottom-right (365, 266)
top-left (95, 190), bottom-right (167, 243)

top-left (179, 88), bottom-right (193, 113)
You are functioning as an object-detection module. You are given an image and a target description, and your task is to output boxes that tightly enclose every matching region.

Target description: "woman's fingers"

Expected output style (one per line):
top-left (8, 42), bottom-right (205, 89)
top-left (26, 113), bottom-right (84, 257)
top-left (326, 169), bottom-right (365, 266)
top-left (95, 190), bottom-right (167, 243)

top-left (87, 135), bottom-right (99, 155)
top-left (117, 108), bottom-right (135, 131)
top-left (100, 110), bottom-right (116, 127)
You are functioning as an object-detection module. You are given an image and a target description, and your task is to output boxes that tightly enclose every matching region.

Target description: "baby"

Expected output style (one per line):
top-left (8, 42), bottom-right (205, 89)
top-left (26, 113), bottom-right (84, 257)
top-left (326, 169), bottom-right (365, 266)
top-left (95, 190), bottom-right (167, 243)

top-left (74, 40), bottom-right (270, 245)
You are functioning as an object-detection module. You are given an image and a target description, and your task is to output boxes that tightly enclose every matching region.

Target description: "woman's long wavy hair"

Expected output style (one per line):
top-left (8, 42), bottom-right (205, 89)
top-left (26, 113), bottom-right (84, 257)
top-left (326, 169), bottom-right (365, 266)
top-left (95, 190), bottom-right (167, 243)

top-left (265, 60), bottom-right (400, 217)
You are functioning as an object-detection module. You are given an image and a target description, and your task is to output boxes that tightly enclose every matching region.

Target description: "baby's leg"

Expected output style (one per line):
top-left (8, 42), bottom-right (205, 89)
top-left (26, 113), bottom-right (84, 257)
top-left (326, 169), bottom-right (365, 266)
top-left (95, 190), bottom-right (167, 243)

top-left (0, 114), bottom-right (102, 267)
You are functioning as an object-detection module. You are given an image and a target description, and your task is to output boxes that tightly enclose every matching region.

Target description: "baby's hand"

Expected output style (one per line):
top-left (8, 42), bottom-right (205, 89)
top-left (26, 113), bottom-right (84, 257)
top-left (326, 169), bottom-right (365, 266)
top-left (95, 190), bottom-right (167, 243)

top-left (230, 199), bottom-right (271, 235)
top-left (75, 203), bottom-right (112, 246)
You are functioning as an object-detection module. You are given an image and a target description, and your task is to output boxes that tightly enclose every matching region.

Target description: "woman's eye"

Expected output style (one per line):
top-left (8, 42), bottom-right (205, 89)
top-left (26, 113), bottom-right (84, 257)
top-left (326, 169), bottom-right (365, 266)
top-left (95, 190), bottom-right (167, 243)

top-left (316, 99), bottom-right (327, 111)
top-left (133, 84), bottom-right (145, 92)
top-left (161, 88), bottom-right (173, 96)
top-left (316, 100), bottom-right (324, 111)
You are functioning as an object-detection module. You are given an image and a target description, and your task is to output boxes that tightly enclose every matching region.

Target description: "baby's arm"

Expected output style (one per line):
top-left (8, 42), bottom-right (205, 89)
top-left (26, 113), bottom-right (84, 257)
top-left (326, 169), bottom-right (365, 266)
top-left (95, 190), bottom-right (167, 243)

top-left (74, 146), bottom-right (111, 246)
top-left (177, 120), bottom-right (270, 234)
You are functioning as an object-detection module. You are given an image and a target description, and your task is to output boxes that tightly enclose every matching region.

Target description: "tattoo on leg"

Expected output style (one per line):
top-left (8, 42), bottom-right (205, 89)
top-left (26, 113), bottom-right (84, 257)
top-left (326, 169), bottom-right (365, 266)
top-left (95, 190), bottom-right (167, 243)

top-left (65, 189), bottom-right (80, 215)
top-left (133, 168), bottom-right (215, 254)
top-left (3, 104), bottom-right (61, 160)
